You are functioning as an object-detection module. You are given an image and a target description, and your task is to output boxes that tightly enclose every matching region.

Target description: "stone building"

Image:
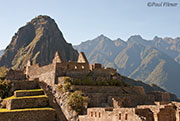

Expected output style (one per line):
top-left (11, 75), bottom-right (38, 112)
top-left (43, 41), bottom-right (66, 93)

top-left (25, 51), bottom-right (117, 85)
top-left (4, 51), bottom-right (180, 121)
top-left (79, 100), bottom-right (180, 121)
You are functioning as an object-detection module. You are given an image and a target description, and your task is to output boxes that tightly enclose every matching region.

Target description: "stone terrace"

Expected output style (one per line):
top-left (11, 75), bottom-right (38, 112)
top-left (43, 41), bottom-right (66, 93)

top-left (0, 80), bottom-right (57, 121)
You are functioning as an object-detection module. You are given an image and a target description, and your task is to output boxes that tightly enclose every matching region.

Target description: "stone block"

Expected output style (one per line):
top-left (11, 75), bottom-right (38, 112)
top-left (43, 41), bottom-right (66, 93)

top-left (6, 95), bottom-right (49, 110)
top-left (14, 89), bottom-right (44, 97)
top-left (11, 80), bottom-right (39, 90)
top-left (0, 108), bottom-right (56, 121)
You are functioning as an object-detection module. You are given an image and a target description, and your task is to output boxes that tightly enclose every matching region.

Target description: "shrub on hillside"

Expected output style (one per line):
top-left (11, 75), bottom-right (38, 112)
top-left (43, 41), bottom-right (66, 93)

top-left (68, 91), bottom-right (88, 113)
top-left (57, 81), bottom-right (72, 92)
top-left (64, 77), bottom-right (72, 83)
top-left (108, 79), bottom-right (123, 86)
top-left (63, 82), bottom-right (72, 92)
top-left (0, 67), bottom-right (8, 80)
top-left (57, 84), bottom-right (63, 92)
top-left (0, 80), bottom-right (11, 99)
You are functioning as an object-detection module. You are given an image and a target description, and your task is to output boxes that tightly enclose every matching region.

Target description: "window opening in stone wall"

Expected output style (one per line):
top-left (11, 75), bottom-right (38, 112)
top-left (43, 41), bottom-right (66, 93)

top-left (99, 112), bottom-right (101, 118)
top-left (125, 113), bottom-right (128, 120)
top-left (119, 113), bottom-right (121, 120)
top-left (82, 66), bottom-right (85, 69)
top-left (91, 112), bottom-right (93, 117)
top-left (75, 66), bottom-right (77, 69)
top-left (67, 64), bottom-right (70, 69)
top-left (95, 112), bottom-right (97, 117)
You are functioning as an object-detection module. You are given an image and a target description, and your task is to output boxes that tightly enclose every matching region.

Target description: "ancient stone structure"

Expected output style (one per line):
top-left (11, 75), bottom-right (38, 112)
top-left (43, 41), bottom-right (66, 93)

top-left (24, 51), bottom-right (180, 121)
top-left (0, 79), bottom-right (57, 121)
top-left (26, 51), bottom-right (117, 85)
top-left (1, 51), bottom-right (180, 121)
top-left (79, 100), bottom-right (180, 121)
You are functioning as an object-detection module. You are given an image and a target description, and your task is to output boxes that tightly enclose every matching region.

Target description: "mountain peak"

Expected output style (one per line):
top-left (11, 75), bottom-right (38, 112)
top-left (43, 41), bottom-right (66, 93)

top-left (97, 34), bottom-right (109, 39)
top-left (153, 36), bottom-right (162, 41)
top-left (30, 15), bottom-right (55, 25)
top-left (95, 34), bottom-right (112, 42)
top-left (128, 35), bottom-right (143, 41)
top-left (0, 15), bottom-right (78, 69)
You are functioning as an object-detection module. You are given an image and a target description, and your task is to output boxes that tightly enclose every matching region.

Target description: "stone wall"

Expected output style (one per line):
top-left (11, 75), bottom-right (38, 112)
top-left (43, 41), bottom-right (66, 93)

top-left (6, 96), bottom-right (49, 110)
top-left (6, 69), bottom-right (26, 80)
top-left (79, 107), bottom-right (143, 121)
top-left (112, 94), bottom-right (155, 108)
top-left (27, 63), bottom-right (56, 86)
top-left (71, 85), bottom-right (145, 95)
top-left (55, 62), bottom-right (89, 78)
top-left (56, 62), bottom-right (89, 71)
top-left (135, 108), bottom-right (154, 121)
top-left (10, 80), bottom-right (39, 91)
top-left (147, 91), bottom-right (171, 102)
top-left (27, 63), bottom-right (55, 80)
top-left (14, 90), bottom-right (44, 97)
top-left (79, 102), bottom-right (179, 121)
top-left (0, 109), bottom-right (56, 121)
top-left (70, 85), bottom-right (147, 107)
top-left (157, 105), bottom-right (176, 121)
top-left (49, 85), bottom-right (77, 121)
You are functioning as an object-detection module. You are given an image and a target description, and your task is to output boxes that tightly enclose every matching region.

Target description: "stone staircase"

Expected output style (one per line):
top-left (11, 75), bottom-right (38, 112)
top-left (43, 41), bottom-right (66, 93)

top-left (0, 80), bottom-right (57, 121)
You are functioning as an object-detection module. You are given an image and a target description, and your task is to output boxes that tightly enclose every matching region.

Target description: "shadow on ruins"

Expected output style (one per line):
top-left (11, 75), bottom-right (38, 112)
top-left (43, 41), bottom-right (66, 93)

top-left (1, 51), bottom-right (180, 121)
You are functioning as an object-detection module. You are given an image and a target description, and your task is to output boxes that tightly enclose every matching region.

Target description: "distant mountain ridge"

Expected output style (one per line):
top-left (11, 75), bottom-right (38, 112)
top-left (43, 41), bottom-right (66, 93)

top-left (0, 15), bottom-right (78, 69)
top-left (74, 35), bottom-right (180, 97)
top-left (127, 35), bottom-right (180, 64)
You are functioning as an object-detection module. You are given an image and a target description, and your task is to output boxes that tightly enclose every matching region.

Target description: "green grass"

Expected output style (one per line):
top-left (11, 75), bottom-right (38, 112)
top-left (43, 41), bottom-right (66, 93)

top-left (15, 89), bottom-right (43, 93)
top-left (0, 107), bottom-right (55, 112)
top-left (4, 95), bottom-right (47, 100)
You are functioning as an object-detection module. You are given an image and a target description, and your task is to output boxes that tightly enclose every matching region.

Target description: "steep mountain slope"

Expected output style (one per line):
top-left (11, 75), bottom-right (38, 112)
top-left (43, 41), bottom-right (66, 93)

top-left (74, 35), bottom-right (126, 68)
top-left (152, 37), bottom-right (180, 63)
top-left (0, 15), bottom-right (78, 69)
top-left (0, 50), bottom-right (4, 57)
top-left (129, 36), bottom-right (180, 64)
top-left (74, 35), bottom-right (180, 97)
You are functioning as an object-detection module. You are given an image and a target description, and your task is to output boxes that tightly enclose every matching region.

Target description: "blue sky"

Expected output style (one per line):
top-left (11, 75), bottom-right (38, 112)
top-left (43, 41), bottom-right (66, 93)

top-left (0, 0), bottom-right (180, 49)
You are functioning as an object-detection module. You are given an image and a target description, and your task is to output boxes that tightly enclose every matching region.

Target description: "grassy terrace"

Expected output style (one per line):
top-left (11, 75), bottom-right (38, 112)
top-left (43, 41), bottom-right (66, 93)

top-left (4, 95), bottom-right (47, 100)
top-left (0, 107), bottom-right (55, 112)
top-left (15, 89), bottom-right (43, 93)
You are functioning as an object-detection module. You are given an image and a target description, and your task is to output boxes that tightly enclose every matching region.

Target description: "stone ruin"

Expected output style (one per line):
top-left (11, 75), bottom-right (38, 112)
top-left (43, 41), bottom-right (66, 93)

top-left (25, 51), bottom-right (117, 85)
top-left (1, 51), bottom-right (180, 121)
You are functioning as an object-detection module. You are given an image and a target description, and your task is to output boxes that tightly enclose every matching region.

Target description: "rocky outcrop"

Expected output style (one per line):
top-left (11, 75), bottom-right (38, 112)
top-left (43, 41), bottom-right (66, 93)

top-left (0, 50), bottom-right (4, 57)
top-left (0, 15), bottom-right (78, 69)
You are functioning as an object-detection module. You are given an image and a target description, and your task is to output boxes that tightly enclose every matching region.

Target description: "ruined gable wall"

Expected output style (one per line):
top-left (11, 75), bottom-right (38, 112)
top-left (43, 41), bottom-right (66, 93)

top-left (56, 62), bottom-right (89, 78)
top-left (56, 62), bottom-right (89, 71)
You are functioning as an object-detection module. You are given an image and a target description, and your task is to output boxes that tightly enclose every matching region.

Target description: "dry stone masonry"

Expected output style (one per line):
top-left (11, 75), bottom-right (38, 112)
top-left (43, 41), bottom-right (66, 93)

top-left (0, 79), bottom-right (57, 121)
top-left (1, 51), bottom-right (180, 121)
